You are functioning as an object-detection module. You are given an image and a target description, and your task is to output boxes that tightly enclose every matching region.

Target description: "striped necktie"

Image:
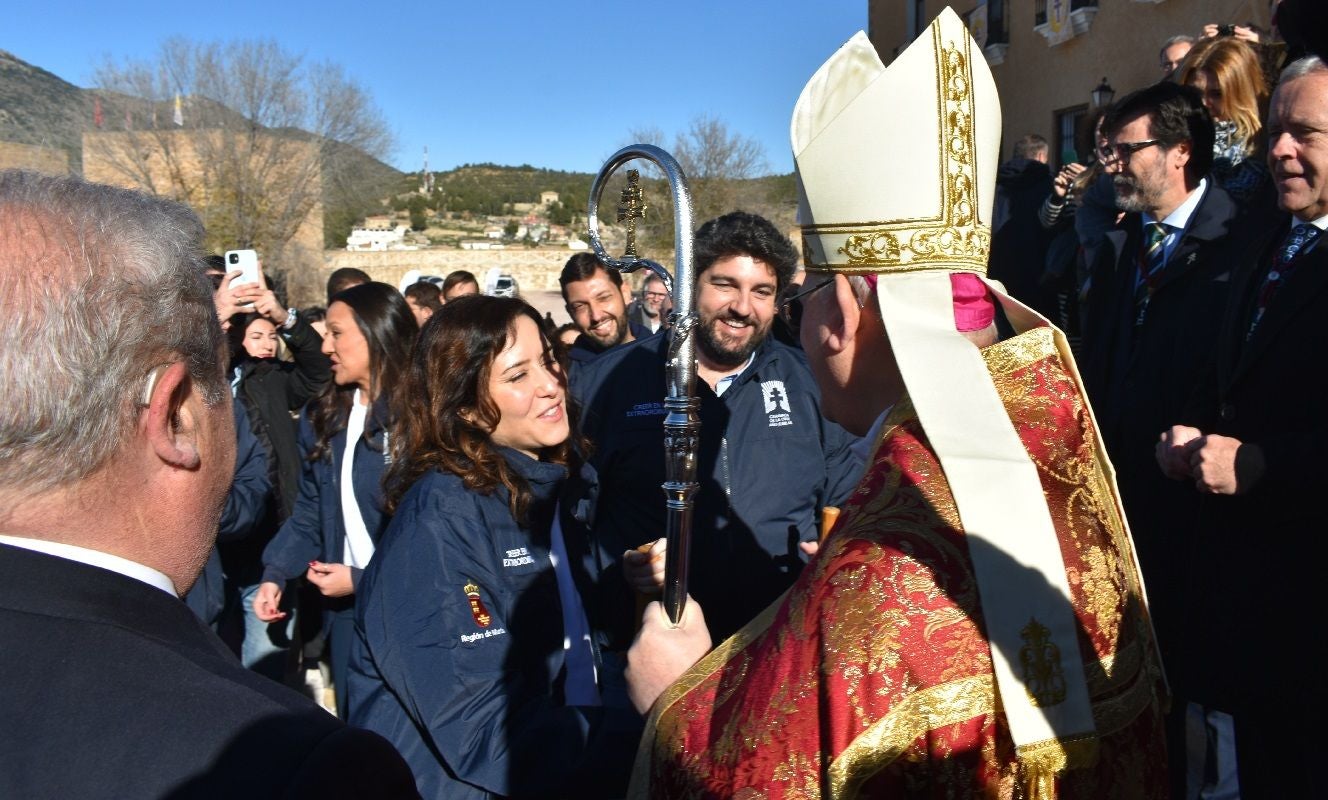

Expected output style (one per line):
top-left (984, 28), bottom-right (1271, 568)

top-left (1247, 223), bottom-right (1322, 339)
top-left (1134, 221), bottom-right (1170, 327)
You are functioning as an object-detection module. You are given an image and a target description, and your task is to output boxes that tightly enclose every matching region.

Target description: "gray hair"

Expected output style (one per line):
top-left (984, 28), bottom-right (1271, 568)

top-left (1159, 34), bottom-right (1195, 57)
top-left (0, 170), bottom-right (225, 494)
top-left (1279, 55), bottom-right (1328, 85)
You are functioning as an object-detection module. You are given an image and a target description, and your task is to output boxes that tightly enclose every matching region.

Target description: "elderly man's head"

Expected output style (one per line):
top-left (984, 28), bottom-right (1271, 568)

top-left (1268, 56), bottom-right (1328, 222)
top-left (1159, 35), bottom-right (1194, 78)
top-left (640, 274), bottom-right (669, 319)
top-left (795, 271), bottom-right (995, 435)
top-left (0, 170), bottom-right (232, 592)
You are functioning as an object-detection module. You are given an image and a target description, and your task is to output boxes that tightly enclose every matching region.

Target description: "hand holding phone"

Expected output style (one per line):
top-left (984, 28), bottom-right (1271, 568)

top-left (225, 249), bottom-right (261, 287)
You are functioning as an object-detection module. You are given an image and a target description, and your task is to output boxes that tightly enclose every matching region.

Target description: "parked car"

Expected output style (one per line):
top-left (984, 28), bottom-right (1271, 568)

top-left (484, 268), bottom-right (520, 298)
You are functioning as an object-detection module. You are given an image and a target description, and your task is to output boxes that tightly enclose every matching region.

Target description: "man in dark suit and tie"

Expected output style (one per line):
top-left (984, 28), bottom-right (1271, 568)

top-left (0, 170), bottom-right (418, 799)
top-left (1080, 84), bottom-right (1240, 766)
top-left (1158, 56), bottom-right (1328, 797)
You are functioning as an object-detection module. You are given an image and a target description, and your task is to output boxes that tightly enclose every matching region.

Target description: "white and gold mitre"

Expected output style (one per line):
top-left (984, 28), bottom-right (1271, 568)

top-left (792, 9), bottom-right (998, 274)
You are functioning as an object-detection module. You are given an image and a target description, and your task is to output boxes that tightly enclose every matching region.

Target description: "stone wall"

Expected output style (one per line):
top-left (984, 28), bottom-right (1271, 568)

top-left (0, 141), bottom-right (69, 174)
top-left (316, 247), bottom-right (674, 307)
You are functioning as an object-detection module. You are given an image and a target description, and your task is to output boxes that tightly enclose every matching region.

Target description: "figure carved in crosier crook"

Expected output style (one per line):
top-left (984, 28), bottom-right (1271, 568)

top-left (587, 145), bottom-right (698, 626)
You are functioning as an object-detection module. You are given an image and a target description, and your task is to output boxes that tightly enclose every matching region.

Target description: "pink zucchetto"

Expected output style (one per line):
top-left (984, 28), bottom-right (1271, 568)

top-left (862, 272), bottom-right (995, 332)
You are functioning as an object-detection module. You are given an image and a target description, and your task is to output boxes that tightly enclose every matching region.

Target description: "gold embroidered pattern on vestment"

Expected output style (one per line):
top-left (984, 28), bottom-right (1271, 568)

top-left (627, 325), bottom-right (1166, 798)
top-left (828, 675), bottom-right (996, 796)
top-left (1019, 617), bottom-right (1068, 707)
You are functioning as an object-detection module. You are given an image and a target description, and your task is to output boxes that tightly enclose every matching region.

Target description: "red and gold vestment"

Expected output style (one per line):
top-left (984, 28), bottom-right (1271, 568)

top-left (628, 328), bottom-right (1168, 798)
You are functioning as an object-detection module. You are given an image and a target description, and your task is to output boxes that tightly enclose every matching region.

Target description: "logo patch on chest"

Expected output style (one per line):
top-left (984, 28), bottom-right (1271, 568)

top-left (503, 546), bottom-right (535, 568)
top-left (626, 401), bottom-right (666, 418)
top-left (760, 380), bottom-right (793, 427)
top-left (464, 581), bottom-right (492, 628)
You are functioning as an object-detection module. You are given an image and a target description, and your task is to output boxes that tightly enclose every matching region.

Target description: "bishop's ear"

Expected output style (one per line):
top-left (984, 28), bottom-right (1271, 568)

top-left (822, 274), bottom-right (861, 354)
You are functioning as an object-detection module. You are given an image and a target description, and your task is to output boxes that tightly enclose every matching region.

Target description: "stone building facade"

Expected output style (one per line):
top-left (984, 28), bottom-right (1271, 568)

top-left (0, 141), bottom-right (70, 175)
top-left (869, 0), bottom-right (1274, 166)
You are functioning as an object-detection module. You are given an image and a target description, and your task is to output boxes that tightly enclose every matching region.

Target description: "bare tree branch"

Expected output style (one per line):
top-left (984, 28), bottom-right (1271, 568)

top-left (615, 115), bottom-right (771, 257)
top-left (85, 38), bottom-right (396, 302)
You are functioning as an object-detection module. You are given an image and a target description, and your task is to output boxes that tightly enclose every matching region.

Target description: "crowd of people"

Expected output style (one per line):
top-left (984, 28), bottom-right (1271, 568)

top-left (982, 10), bottom-right (1327, 799)
top-left (1, 3), bottom-right (1326, 798)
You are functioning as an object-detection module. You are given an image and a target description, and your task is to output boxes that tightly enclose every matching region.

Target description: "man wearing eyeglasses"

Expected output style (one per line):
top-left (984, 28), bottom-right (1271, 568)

top-left (1079, 80), bottom-right (1242, 796)
top-left (626, 272), bottom-right (670, 334)
top-left (1159, 34), bottom-right (1194, 79)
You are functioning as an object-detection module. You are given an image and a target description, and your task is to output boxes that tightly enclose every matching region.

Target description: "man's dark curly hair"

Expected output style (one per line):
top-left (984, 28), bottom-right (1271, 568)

top-left (1103, 81), bottom-right (1214, 182)
top-left (693, 211), bottom-right (799, 293)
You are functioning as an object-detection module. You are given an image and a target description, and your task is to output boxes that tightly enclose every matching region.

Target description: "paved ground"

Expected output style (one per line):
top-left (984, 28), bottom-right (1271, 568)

top-left (522, 290), bottom-right (573, 327)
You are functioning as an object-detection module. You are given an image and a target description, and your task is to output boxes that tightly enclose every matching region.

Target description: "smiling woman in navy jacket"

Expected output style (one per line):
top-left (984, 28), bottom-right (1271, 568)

top-left (347, 296), bottom-right (648, 799)
top-left (254, 282), bottom-right (417, 718)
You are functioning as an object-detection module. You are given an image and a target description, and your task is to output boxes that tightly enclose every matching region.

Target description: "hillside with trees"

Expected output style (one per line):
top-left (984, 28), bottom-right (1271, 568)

top-left (378, 160), bottom-right (798, 252)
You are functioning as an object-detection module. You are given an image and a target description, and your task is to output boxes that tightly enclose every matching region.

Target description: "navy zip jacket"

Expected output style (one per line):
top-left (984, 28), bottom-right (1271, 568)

top-left (261, 399), bottom-right (392, 604)
top-left (571, 332), bottom-right (862, 645)
top-left (185, 400), bottom-right (271, 626)
top-left (347, 449), bottom-right (641, 799)
top-left (566, 320), bottom-right (655, 366)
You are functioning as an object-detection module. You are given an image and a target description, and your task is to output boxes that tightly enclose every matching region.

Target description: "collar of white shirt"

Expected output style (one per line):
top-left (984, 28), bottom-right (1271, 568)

top-left (1142, 177), bottom-right (1208, 238)
top-left (713, 351), bottom-right (757, 397)
top-left (1307, 214), bottom-right (1328, 231)
top-left (0, 534), bottom-right (178, 596)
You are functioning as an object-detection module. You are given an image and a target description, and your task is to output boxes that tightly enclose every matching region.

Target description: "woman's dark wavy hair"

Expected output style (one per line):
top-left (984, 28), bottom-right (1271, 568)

top-left (227, 311), bottom-right (271, 366)
top-left (308, 282), bottom-right (418, 462)
top-left (383, 295), bottom-right (588, 525)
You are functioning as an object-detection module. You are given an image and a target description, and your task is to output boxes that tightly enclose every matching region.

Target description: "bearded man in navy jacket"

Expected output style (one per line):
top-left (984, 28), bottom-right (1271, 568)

top-left (572, 211), bottom-right (861, 646)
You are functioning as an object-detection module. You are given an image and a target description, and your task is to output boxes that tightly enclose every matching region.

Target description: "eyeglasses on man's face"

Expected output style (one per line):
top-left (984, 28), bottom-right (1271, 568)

top-left (779, 278), bottom-right (835, 334)
top-left (1096, 139), bottom-right (1163, 165)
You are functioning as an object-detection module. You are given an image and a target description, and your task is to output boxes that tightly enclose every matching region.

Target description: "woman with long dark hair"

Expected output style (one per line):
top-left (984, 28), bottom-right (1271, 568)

top-left (253, 281), bottom-right (417, 718)
top-left (224, 301), bottom-right (330, 682)
top-left (347, 295), bottom-right (643, 798)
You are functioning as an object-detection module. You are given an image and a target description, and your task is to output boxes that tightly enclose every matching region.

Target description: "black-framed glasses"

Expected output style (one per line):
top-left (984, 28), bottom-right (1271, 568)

top-left (1096, 139), bottom-right (1162, 164)
top-left (779, 278), bottom-right (835, 334)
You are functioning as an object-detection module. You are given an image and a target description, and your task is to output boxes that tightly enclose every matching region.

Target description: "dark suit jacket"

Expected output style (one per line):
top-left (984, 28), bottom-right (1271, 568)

top-left (1174, 212), bottom-right (1328, 796)
top-left (1080, 182), bottom-right (1240, 662)
top-left (1175, 214), bottom-right (1328, 697)
top-left (0, 543), bottom-right (419, 799)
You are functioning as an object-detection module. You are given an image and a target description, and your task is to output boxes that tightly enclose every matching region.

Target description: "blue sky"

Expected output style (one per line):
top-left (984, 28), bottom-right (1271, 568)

top-left (6, 0), bottom-right (866, 175)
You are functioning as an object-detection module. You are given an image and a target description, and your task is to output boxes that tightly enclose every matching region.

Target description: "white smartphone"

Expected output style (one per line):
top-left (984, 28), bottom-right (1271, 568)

top-left (224, 249), bottom-right (261, 287)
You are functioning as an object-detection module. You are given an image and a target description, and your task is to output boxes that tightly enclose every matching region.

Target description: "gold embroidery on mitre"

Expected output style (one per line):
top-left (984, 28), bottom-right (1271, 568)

top-left (803, 28), bottom-right (991, 275)
top-left (1019, 617), bottom-right (1068, 707)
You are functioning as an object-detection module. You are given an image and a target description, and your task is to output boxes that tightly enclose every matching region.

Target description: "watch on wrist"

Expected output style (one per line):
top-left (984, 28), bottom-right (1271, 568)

top-left (283, 307), bottom-right (298, 330)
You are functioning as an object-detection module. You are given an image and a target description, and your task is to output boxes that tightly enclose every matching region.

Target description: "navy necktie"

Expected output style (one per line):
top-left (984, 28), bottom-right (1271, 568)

top-left (1134, 221), bottom-right (1170, 328)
